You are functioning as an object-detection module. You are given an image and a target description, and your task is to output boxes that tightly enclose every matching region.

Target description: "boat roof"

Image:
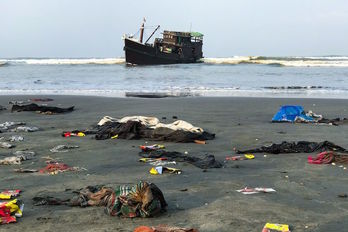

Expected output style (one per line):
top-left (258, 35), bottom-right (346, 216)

top-left (163, 31), bottom-right (204, 38)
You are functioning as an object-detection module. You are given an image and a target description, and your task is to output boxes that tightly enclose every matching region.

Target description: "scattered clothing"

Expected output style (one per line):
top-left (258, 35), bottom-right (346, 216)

top-left (13, 168), bottom-right (38, 173)
top-left (0, 141), bottom-right (15, 149)
top-left (0, 190), bottom-right (21, 200)
top-left (39, 161), bottom-right (84, 174)
top-left (12, 126), bottom-right (39, 132)
top-left (50, 145), bottom-right (79, 153)
top-left (262, 223), bottom-right (290, 232)
top-left (0, 199), bottom-right (24, 225)
top-left (308, 151), bottom-right (348, 164)
top-left (62, 131), bottom-right (86, 137)
top-left (0, 122), bottom-right (38, 133)
top-left (0, 151), bottom-right (35, 165)
top-left (140, 144), bottom-right (165, 152)
top-left (134, 225), bottom-right (199, 232)
top-left (226, 154), bottom-right (255, 161)
top-left (9, 135), bottom-right (24, 142)
top-left (13, 150), bottom-right (36, 157)
top-left (236, 187), bottom-right (276, 195)
top-left (272, 105), bottom-right (348, 125)
top-left (140, 150), bottom-right (222, 169)
top-left (237, 141), bottom-right (347, 154)
top-left (11, 103), bottom-right (74, 114)
top-left (149, 166), bottom-right (181, 175)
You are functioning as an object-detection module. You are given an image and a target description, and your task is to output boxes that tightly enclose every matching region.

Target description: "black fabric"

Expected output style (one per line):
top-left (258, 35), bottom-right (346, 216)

top-left (139, 150), bottom-right (222, 169)
top-left (87, 120), bottom-right (215, 143)
top-left (237, 141), bottom-right (347, 154)
top-left (317, 118), bottom-right (348, 126)
top-left (11, 103), bottom-right (74, 113)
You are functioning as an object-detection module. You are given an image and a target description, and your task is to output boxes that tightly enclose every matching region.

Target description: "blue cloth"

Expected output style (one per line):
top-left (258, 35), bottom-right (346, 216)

top-left (272, 105), bottom-right (314, 122)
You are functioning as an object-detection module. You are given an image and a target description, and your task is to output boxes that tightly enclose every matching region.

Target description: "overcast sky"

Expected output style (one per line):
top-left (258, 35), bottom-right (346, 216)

top-left (1, 0), bottom-right (348, 58)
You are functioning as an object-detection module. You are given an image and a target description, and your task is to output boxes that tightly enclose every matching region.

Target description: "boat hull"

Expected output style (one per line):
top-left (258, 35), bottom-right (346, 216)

top-left (124, 38), bottom-right (200, 65)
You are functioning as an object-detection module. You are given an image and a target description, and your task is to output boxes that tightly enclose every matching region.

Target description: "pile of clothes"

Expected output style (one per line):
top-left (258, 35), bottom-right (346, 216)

top-left (237, 141), bottom-right (346, 154)
top-left (272, 105), bottom-right (348, 125)
top-left (11, 103), bottom-right (74, 114)
top-left (66, 116), bottom-right (215, 143)
top-left (33, 181), bottom-right (167, 218)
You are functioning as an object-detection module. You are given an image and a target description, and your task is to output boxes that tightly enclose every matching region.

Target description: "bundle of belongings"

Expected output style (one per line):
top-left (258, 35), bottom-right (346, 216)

top-left (0, 190), bottom-right (23, 225)
top-left (67, 116), bottom-right (215, 143)
top-left (308, 151), bottom-right (348, 165)
top-left (237, 141), bottom-right (347, 154)
top-left (140, 150), bottom-right (222, 169)
top-left (272, 105), bottom-right (348, 125)
top-left (33, 181), bottom-right (167, 218)
top-left (11, 103), bottom-right (74, 114)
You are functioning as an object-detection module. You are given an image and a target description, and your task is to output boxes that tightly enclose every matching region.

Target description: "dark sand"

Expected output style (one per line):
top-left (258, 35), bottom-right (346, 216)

top-left (1, 96), bottom-right (348, 232)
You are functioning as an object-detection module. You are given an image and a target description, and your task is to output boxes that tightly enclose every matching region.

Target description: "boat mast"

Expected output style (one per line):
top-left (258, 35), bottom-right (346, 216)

top-left (139, 18), bottom-right (146, 43)
top-left (145, 25), bottom-right (160, 44)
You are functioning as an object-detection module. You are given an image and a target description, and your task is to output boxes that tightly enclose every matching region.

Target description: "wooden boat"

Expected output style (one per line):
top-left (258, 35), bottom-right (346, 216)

top-left (123, 19), bottom-right (203, 65)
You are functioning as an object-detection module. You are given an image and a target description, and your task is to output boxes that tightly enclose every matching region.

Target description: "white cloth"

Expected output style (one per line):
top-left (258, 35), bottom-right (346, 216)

top-left (97, 116), bottom-right (204, 133)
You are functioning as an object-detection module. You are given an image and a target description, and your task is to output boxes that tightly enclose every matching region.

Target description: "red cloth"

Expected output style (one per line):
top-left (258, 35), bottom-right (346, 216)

top-left (308, 151), bottom-right (335, 164)
top-left (39, 162), bottom-right (71, 173)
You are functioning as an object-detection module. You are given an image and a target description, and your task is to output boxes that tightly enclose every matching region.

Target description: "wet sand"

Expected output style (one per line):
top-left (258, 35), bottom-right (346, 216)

top-left (1, 96), bottom-right (348, 232)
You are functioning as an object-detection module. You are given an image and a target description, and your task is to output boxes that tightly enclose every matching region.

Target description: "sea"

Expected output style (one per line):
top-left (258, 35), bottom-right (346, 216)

top-left (1, 56), bottom-right (348, 99)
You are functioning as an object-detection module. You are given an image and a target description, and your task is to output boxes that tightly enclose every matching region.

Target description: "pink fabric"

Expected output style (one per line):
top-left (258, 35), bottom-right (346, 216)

top-left (308, 151), bottom-right (334, 164)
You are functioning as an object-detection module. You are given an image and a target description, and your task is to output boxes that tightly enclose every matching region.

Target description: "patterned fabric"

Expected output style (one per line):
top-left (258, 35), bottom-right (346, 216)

top-left (106, 181), bottom-right (167, 218)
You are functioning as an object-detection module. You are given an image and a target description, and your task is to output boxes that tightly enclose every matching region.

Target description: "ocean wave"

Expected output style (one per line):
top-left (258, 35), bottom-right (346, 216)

top-left (1, 87), bottom-right (347, 99)
top-left (2, 56), bottom-right (348, 67)
top-left (202, 56), bottom-right (348, 67)
top-left (3, 58), bottom-right (125, 65)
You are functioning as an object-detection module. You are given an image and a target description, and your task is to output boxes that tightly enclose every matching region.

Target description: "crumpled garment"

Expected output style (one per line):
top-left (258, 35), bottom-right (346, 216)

top-left (140, 144), bottom-right (165, 152)
top-left (134, 225), bottom-right (199, 232)
top-left (236, 187), bottom-right (276, 195)
top-left (39, 161), bottom-right (84, 174)
top-left (50, 145), bottom-right (79, 153)
top-left (13, 150), bottom-right (36, 157)
top-left (0, 122), bottom-right (25, 132)
top-left (11, 103), bottom-right (74, 114)
top-left (0, 152), bottom-right (35, 165)
top-left (8, 135), bottom-right (24, 142)
top-left (308, 151), bottom-right (348, 164)
top-left (0, 141), bottom-right (15, 149)
top-left (139, 150), bottom-right (222, 169)
top-left (0, 105), bottom-right (6, 111)
top-left (12, 126), bottom-right (39, 132)
top-left (149, 166), bottom-right (181, 175)
top-left (237, 141), bottom-right (347, 154)
top-left (106, 181), bottom-right (167, 218)
top-left (33, 181), bottom-right (167, 218)
top-left (0, 199), bottom-right (24, 225)
top-left (92, 116), bottom-right (214, 142)
top-left (0, 190), bottom-right (21, 200)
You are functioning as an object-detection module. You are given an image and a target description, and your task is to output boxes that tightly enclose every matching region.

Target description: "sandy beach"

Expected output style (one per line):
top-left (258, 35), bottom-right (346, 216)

top-left (1, 95), bottom-right (348, 232)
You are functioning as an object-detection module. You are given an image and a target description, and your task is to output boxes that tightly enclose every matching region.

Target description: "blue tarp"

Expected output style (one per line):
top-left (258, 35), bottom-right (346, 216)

top-left (272, 105), bottom-right (314, 122)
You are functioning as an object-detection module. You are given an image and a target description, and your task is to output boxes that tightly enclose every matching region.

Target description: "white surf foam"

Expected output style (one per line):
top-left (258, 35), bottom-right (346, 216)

top-left (203, 56), bottom-right (348, 67)
top-left (4, 58), bottom-right (125, 65)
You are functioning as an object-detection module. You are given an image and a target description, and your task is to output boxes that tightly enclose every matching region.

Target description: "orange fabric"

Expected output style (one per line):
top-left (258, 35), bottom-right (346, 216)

top-left (134, 226), bottom-right (155, 232)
